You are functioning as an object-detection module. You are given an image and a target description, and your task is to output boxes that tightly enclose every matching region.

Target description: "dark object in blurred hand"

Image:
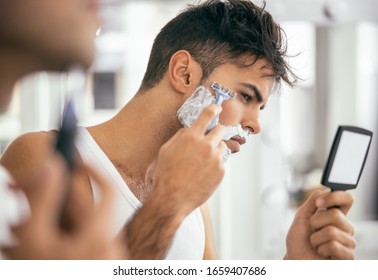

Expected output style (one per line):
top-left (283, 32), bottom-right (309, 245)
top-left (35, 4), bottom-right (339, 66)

top-left (55, 99), bottom-right (77, 171)
top-left (55, 99), bottom-right (77, 229)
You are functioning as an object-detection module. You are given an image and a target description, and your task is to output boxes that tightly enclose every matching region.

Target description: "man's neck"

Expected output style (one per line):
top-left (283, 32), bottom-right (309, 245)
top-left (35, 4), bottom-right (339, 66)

top-left (88, 84), bottom-right (182, 192)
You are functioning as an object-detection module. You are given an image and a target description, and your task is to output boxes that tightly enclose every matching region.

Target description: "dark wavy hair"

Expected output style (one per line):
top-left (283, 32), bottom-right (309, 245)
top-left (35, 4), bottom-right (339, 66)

top-left (139, 0), bottom-right (298, 92)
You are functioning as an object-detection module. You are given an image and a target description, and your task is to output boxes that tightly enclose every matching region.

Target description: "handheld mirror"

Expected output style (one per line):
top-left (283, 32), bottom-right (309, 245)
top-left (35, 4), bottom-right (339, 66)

top-left (321, 126), bottom-right (373, 191)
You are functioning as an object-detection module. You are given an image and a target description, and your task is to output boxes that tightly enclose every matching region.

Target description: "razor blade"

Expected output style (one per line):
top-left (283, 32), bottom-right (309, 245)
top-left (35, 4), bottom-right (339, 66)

top-left (211, 82), bottom-right (237, 104)
top-left (208, 82), bottom-right (237, 130)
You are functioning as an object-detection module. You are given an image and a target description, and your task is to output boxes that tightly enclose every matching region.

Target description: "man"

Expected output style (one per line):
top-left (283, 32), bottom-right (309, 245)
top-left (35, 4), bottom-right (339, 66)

top-left (1, 0), bottom-right (356, 260)
top-left (0, 0), bottom-right (130, 259)
top-left (0, 0), bottom-right (226, 259)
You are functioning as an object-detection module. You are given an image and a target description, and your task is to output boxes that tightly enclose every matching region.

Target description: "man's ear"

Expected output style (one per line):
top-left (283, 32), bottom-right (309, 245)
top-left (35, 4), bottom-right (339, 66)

top-left (168, 50), bottom-right (202, 95)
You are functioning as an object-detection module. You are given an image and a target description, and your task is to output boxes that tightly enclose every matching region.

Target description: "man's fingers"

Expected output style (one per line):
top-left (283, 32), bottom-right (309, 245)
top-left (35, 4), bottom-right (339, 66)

top-left (206, 124), bottom-right (226, 145)
top-left (310, 225), bottom-right (356, 251)
top-left (19, 155), bottom-right (67, 226)
top-left (190, 104), bottom-right (222, 134)
top-left (316, 240), bottom-right (356, 260)
top-left (295, 189), bottom-right (330, 219)
top-left (315, 190), bottom-right (354, 215)
top-left (310, 208), bottom-right (355, 235)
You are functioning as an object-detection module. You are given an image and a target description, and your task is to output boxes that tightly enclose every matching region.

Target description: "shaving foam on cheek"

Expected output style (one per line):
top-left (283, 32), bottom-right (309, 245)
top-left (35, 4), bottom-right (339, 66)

top-left (177, 82), bottom-right (237, 131)
top-left (222, 125), bottom-right (250, 162)
top-left (176, 82), bottom-right (237, 163)
top-left (177, 85), bottom-right (215, 128)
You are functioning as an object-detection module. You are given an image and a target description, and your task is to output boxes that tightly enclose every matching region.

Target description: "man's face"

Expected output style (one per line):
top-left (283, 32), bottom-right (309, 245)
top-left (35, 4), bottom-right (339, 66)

top-left (0, 0), bottom-right (100, 70)
top-left (202, 58), bottom-right (274, 154)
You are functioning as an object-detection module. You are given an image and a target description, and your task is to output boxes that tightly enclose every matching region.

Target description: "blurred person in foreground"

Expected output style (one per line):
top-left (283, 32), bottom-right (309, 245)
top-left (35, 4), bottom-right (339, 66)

top-left (0, 0), bottom-right (226, 259)
top-left (2, 0), bottom-right (356, 260)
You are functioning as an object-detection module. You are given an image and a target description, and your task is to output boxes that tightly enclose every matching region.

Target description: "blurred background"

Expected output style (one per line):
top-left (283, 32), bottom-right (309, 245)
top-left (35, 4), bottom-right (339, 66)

top-left (0, 0), bottom-right (377, 259)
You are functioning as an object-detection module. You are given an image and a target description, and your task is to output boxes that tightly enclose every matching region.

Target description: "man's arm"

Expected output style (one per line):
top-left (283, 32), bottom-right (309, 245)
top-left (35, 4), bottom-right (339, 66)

top-left (125, 105), bottom-right (226, 259)
top-left (0, 132), bottom-right (54, 187)
top-left (125, 190), bottom-right (186, 260)
top-left (201, 203), bottom-right (217, 260)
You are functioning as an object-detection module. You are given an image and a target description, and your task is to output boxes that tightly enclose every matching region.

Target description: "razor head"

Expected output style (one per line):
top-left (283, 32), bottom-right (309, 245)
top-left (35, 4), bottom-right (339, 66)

top-left (211, 81), bottom-right (237, 100)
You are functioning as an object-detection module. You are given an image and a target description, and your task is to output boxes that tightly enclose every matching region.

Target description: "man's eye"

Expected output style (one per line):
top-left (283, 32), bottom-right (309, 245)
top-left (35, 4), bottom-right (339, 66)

top-left (241, 93), bottom-right (252, 102)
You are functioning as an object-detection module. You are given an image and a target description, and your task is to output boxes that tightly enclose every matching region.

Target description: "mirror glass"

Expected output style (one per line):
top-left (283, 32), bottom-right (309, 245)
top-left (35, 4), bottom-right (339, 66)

top-left (329, 131), bottom-right (372, 184)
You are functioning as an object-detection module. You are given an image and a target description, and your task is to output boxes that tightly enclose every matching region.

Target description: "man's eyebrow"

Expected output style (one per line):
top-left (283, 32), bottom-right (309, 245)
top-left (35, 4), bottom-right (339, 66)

top-left (239, 82), bottom-right (263, 102)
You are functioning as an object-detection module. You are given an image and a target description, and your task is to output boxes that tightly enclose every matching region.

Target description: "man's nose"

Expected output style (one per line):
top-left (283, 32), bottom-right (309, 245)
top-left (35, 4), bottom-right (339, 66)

top-left (242, 110), bottom-right (261, 135)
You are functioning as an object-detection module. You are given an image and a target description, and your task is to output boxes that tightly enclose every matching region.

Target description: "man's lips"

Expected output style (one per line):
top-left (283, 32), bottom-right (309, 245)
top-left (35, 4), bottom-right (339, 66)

top-left (231, 136), bottom-right (246, 146)
top-left (227, 136), bottom-right (247, 153)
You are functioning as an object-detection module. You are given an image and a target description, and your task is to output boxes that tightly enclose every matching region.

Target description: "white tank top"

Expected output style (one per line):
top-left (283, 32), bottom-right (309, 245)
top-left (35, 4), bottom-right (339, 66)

top-left (75, 127), bottom-right (205, 259)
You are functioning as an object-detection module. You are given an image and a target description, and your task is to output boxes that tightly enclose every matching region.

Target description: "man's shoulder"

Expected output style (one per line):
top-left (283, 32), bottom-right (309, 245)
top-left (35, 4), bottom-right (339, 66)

top-left (2, 130), bottom-right (56, 156)
top-left (0, 131), bottom-right (56, 179)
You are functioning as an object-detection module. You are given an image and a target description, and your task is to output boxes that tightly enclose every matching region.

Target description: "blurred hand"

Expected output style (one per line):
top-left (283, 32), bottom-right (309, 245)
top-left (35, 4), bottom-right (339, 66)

top-left (3, 155), bottom-right (128, 260)
top-left (285, 189), bottom-right (356, 260)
